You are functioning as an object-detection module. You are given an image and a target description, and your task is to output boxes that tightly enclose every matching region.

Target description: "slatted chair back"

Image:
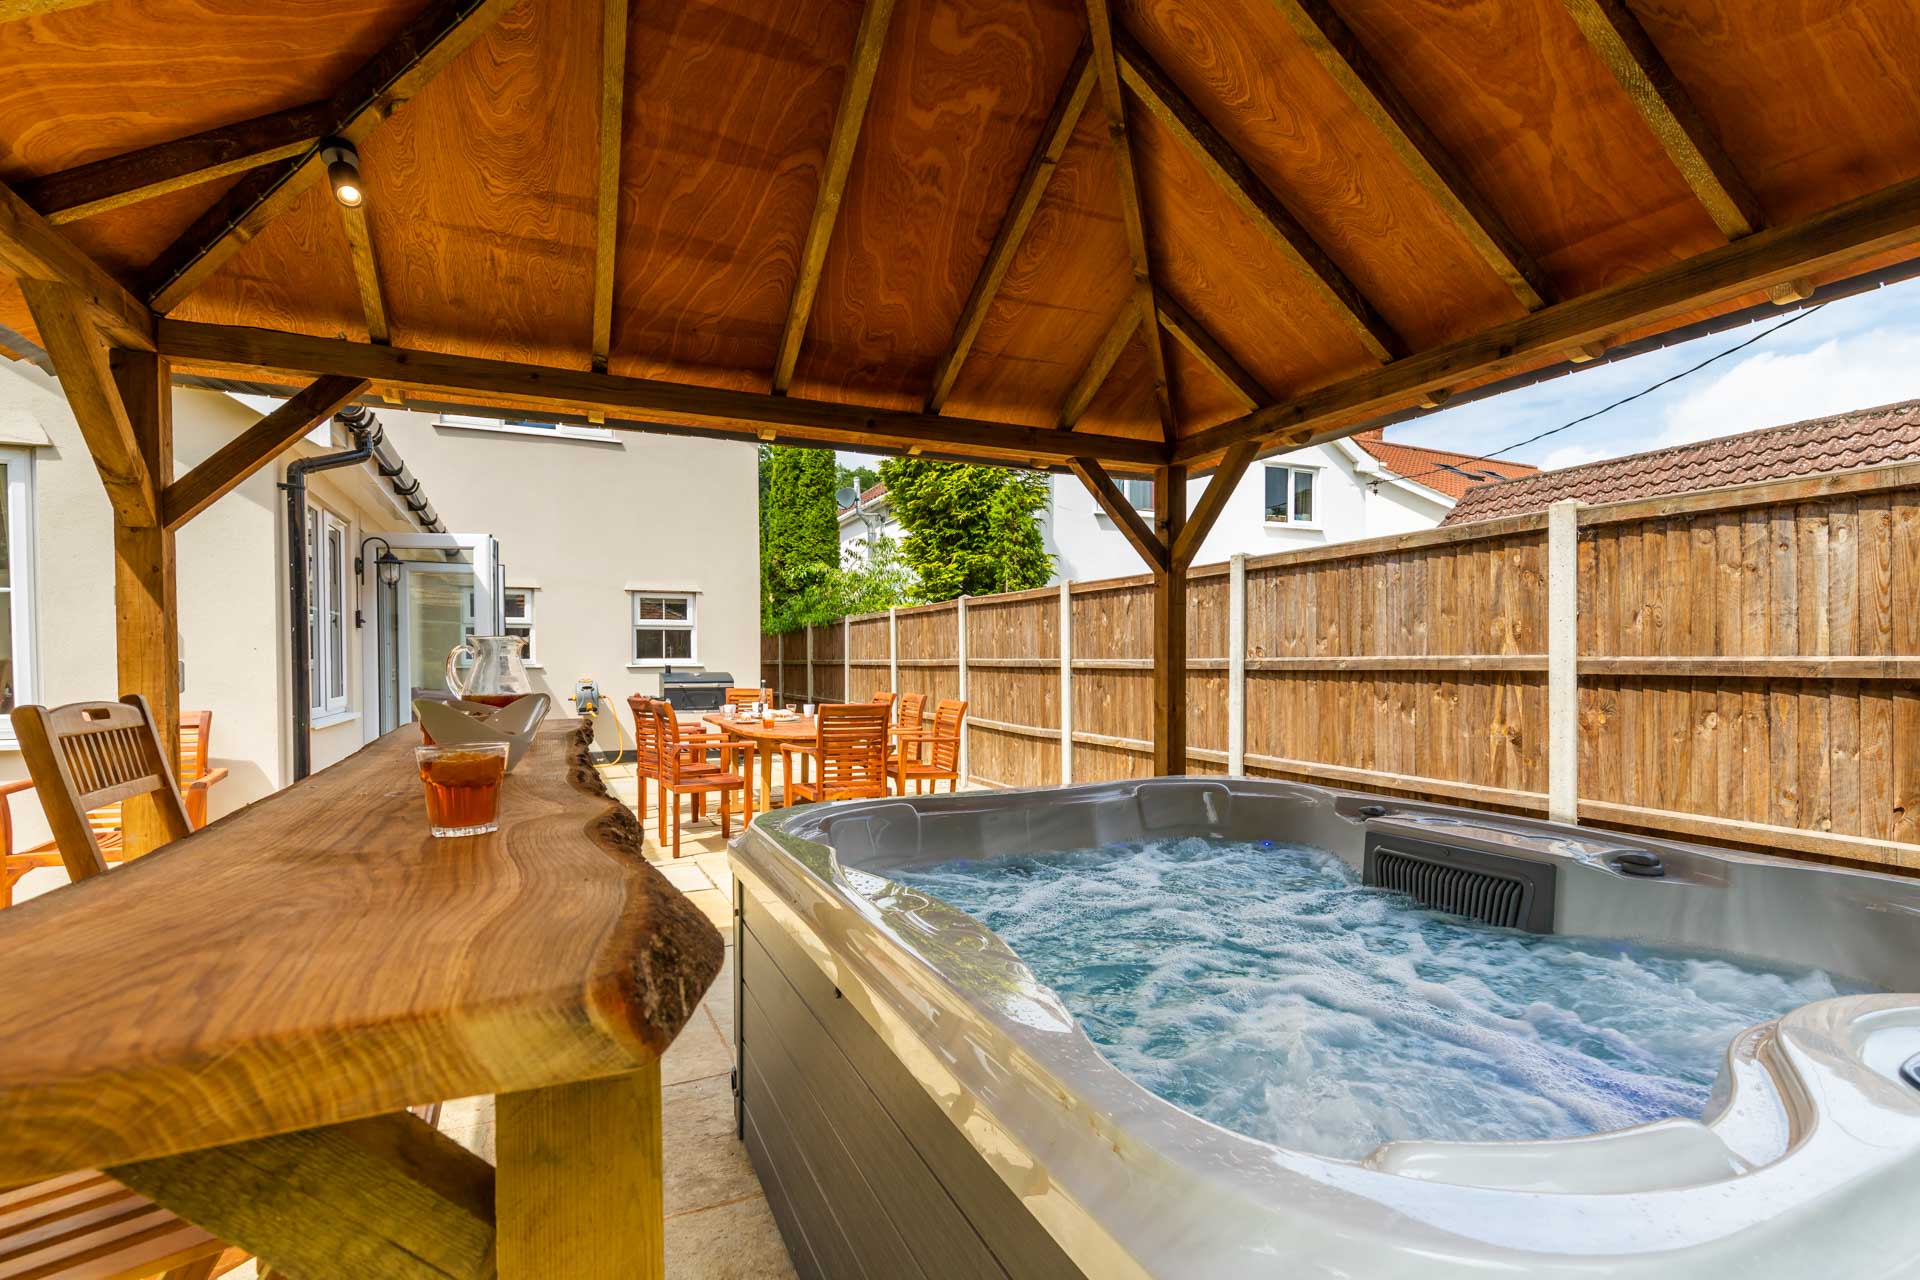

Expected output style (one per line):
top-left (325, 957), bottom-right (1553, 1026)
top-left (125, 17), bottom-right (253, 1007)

top-left (897, 692), bottom-right (926, 728)
top-left (724, 686), bottom-right (771, 708)
top-left (651, 701), bottom-right (706, 786)
top-left (869, 690), bottom-right (896, 714)
top-left (629, 694), bottom-right (663, 780)
top-left (928, 699), bottom-right (968, 773)
top-left (12, 695), bottom-right (193, 884)
top-left (177, 709), bottom-right (213, 783)
top-left (812, 703), bottom-right (890, 799)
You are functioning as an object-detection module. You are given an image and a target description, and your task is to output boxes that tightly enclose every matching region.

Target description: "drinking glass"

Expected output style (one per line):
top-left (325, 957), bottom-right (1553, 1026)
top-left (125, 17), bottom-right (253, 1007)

top-left (416, 743), bottom-right (509, 837)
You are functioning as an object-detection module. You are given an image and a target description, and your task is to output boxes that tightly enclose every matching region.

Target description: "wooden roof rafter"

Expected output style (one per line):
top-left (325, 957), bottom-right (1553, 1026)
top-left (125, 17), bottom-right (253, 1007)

top-left (1561, 0), bottom-right (1763, 240)
top-left (1057, 300), bottom-right (1139, 430)
top-left (589, 0), bottom-right (631, 374)
top-left (1266, 0), bottom-right (1552, 311)
top-left (0, 180), bottom-right (152, 350)
top-left (138, 0), bottom-right (520, 313)
top-left (926, 42), bottom-right (1097, 415)
top-left (1085, 0), bottom-right (1178, 444)
top-left (771, 0), bottom-right (899, 395)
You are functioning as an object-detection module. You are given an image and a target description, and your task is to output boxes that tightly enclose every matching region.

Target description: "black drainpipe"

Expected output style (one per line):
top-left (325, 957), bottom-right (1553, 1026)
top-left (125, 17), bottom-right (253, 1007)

top-left (284, 426), bottom-right (377, 782)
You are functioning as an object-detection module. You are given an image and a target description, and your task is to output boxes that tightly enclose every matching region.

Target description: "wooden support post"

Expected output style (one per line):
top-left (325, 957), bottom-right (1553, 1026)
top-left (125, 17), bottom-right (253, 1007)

top-left (1151, 464), bottom-right (1187, 775)
top-left (110, 348), bottom-right (180, 854)
top-left (956, 595), bottom-right (970, 784)
top-left (1546, 500), bottom-right (1581, 824)
top-left (1059, 579), bottom-right (1073, 785)
top-left (1228, 552), bottom-right (1246, 775)
top-left (495, 1062), bottom-right (664, 1280)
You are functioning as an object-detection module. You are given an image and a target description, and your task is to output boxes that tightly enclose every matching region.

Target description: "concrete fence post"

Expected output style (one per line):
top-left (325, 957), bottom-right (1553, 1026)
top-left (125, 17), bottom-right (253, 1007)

top-left (1059, 580), bottom-right (1073, 785)
top-left (1547, 500), bottom-right (1581, 825)
top-left (843, 615), bottom-right (851, 702)
top-left (805, 626), bottom-right (815, 704)
top-left (956, 595), bottom-right (970, 785)
top-left (1228, 554), bottom-right (1247, 775)
top-left (888, 606), bottom-right (898, 695)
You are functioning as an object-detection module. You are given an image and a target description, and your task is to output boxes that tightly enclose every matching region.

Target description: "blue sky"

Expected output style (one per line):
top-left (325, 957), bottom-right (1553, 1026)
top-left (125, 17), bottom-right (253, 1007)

top-left (1390, 276), bottom-right (1920, 470)
top-left (840, 274), bottom-right (1920, 477)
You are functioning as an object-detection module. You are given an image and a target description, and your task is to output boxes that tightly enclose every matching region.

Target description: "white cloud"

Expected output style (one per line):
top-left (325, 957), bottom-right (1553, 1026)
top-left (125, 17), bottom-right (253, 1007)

top-left (1656, 329), bottom-right (1920, 448)
top-left (1538, 442), bottom-right (1612, 471)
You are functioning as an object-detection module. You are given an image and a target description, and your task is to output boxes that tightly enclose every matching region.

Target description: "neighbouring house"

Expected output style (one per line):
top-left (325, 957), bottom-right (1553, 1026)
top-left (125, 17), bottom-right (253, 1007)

top-left (836, 430), bottom-right (1533, 583)
top-left (1442, 399), bottom-right (1920, 524)
top-left (0, 356), bottom-right (758, 852)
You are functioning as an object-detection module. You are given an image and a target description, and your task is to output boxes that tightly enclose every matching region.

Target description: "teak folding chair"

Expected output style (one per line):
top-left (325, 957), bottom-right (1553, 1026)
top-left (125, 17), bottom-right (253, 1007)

top-left (1, 695), bottom-right (239, 1279)
top-left (781, 703), bottom-right (890, 804)
top-left (892, 698), bottom-right (968, 794)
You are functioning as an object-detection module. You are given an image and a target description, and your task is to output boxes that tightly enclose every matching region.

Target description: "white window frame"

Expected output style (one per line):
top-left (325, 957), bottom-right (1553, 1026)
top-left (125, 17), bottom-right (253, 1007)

top-left (437, 413), bottom-right (616, 443)
top-left (629, 591), bottom-right (697, 666)
top-left (1262, 463), bottom-right (1320, 527)
top-left (1097, 475), bottom-right (1154, 514)
top-left (503, 586), bottom-right (538, 666)
top-left (308, 504), bottom-right (351, 716)
top-left (0, 449), bottom-right (35, 747)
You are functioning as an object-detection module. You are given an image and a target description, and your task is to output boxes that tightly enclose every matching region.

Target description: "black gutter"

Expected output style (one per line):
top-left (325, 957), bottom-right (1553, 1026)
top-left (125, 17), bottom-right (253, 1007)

top-left (285, 406), bottom-right (445, 780)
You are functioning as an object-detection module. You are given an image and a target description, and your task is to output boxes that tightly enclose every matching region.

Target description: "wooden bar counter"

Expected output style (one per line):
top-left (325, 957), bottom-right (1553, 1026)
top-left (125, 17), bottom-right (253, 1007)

top-left (0, 721), bottom-right (723, 1279)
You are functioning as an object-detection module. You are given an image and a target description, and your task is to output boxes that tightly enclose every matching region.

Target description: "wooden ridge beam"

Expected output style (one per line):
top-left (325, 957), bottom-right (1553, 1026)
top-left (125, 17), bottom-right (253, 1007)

top-left (0, 181), bottom-right (153, 350)
top-left (140, 0), bottom-right (519, 313)
top-left (1153, 293), bottom-right (1270, 411)
top-left (771, 0), bottom-right (898, 393)
top-left (19, 102), bottom-right (332, 225)
top-left (590, 0), bottom-right (631, 373)
top-left (1173, 174), bottom-right (1920, 464)
top-left (1561, 0), bottom-right (1762, 239)
top-left (1057, 301), bottom-right (1139, 429)
top-left (1069, 457), bottom-right (1167, 572)
top-left (1085, 0), bottom-right (1177, 442)
top-left (1115, 29), bottom-right (1403, 363)
top-left (1267, 0), bottom-right (1550, 309)
top-left (157, 319), bottom-right (1169, 468)
top-left (1172, 438), bottom-right (1256, 566)
top-left (163, 375), bottom-right (370, 528)
top-left (338, 200), bottom-right (391, 344)
top-left (21, 282), bottom-right (156, 525)
top-left (926, 43), bottom-right (1097, 413)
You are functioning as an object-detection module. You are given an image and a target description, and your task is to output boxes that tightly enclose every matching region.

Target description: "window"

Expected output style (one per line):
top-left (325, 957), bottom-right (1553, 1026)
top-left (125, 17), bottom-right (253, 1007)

top-left (631, 592), bottom-right (695, 664)
top-left (504, 587), bottom-right (537, 665)
top-left (0, 450), bottom-right (34, 741)
top-left (1102, 476), bottom-right (1153, 513)
top-left (1263, 465), bottom-right (1317, 525)
top-left (307, 505), bottom-right (350, 714)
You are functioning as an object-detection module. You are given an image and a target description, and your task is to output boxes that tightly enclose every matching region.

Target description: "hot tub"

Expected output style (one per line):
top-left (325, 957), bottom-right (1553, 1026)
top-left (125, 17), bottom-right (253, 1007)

top-left (728, 779), bottom-right (1920, 1279)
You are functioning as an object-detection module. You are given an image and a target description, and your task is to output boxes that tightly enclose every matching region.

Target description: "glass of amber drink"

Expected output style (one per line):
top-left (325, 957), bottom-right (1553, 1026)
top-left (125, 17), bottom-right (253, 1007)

top-left (415, 743), bottom-right (509, 837)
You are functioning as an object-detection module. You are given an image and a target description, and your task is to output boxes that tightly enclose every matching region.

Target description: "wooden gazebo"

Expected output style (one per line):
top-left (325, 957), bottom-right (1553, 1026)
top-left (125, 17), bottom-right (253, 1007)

top-left (2, 0), bottom-right (1918, 799)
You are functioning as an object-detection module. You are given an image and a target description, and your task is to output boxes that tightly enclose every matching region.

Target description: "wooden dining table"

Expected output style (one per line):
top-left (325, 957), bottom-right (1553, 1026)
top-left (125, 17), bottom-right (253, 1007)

top-left (701, 710), bottom-right (816, 810)
top-left (0, 720), bottom-right (723, 1279)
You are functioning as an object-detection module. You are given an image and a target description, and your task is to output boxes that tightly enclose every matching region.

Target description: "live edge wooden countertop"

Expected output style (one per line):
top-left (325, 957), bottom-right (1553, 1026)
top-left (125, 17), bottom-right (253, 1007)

top-left (0, 719), bottom-right (724, 1185)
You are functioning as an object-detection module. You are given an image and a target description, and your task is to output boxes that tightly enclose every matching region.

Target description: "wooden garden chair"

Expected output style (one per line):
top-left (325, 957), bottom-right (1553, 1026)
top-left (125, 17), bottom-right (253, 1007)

top-left (886, 691), bottom-right (928, 774)
top-left (0, 695), bottom-right (241, 1279)
top-left (2, 712), bottom-right (226, 907)
top-left (724, 686), bottom-right (771, 708)
top-left (650, 702), bottom-right (753, 858)
top-left (869, 690), bottom-right (896, 714)
top-left (780, 703), bottom-right (890, 804)
top-left (892, 698), bottom-right (968, 794)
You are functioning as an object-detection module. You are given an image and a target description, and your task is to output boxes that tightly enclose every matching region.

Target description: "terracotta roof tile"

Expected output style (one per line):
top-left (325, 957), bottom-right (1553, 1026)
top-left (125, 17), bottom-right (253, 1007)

top-left (1348, 435), bottom-right (1538, 501)
top-left (1442, 399), bottom-right (1920, 525)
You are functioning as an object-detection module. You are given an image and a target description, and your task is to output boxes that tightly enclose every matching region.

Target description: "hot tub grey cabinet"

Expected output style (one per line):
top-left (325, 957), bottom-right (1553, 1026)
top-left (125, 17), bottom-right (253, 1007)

top-left (732, 778), bottom-right (1920, 1279)
top-left (735, 881), bottom-right (1084, 1280)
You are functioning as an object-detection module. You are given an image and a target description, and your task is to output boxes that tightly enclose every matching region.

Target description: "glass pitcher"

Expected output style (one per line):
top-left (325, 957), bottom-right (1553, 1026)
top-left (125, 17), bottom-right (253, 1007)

top-left (446, 635), bottom-right (533, 706)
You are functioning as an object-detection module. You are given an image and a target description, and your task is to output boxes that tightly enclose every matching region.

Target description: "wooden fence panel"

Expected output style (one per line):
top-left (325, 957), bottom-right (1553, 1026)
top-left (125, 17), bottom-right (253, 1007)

top-left (809, 623), bottom-right (845, 703)
top-left (1069, 579), bottom-right (1154, 782)
top-left (847, 615), bottom-right (890, 702)
top-left (778, 631), bottom-right (806, 706)
top-left (759, 633), bottom-right (779, 693)
top-left (895, 602), bottom-right (960, 725)
top-left (966, 588), bottom-right (1060, 789)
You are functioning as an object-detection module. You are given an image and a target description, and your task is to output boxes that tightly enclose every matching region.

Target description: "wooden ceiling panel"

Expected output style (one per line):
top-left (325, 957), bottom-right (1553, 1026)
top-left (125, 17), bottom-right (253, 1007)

top-left (348, 0), bottom-right (599, 368)
top-left (940, 104), bottom-right (1134, 426)
top-left (1074, 328), bottom-right (1163, 441)
top-left (1164, 322), bottom-right (1248, 430)
top-left (1132, 106), bottom-right (1378, 409)
top-left (1337, 0), bottom-right (1724, 297)
top-left (1632, 0), bottom-right (1920, 224)
top-left (606, 0), bottom-right (864, 390)
top-left (55, 179), bottom-right (242, 278)
top-left (792, 0), bottom-right (1088, 408)
top-left (172, 183), bottom-right (368, 342)
top-left (0, 0), bottom-right (430, 181)
top-left (1121, 0), bottom-right (1525, 348)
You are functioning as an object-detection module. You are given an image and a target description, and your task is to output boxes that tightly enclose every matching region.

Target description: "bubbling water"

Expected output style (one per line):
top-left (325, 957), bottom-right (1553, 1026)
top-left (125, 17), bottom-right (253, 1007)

top-left (897, 836), bottom-right (1854, 1161)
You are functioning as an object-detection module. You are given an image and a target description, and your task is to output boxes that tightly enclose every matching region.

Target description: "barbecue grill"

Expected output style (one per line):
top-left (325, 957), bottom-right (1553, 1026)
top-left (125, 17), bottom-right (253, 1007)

top-left (659, 669), bottom-right (733, 712)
